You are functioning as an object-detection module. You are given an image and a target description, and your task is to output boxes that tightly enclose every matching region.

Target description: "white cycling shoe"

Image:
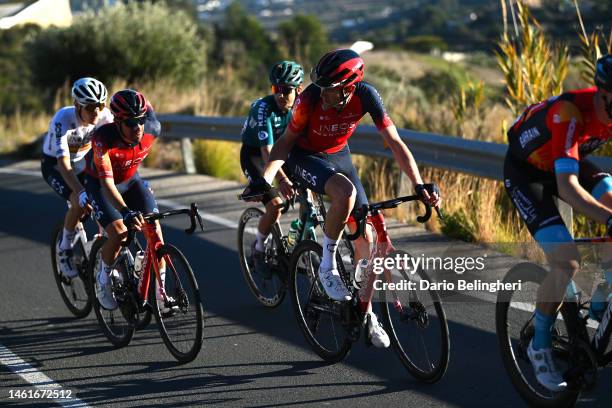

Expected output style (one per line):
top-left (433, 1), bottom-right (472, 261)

top-left (367, 311), bottom-right (390, 348)
top-left (56, 241), bottom-right (78, 279)
top-left (527, 340), bottom-right (567, 392)
top-left (95, 269), bottom-right (118, 310)
top-left (317, 266), bottom-right (352, 301)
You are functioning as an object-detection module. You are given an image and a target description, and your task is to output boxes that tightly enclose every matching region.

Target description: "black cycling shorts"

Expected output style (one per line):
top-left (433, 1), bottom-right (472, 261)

top-left (285, 144), bottom-right (368, 214)
top-left (41, 154), bottom-right (85, 201)
top-left (504, 154), bottom-right (611, 242)
top-left (84, 172), bottom-right (158, 228)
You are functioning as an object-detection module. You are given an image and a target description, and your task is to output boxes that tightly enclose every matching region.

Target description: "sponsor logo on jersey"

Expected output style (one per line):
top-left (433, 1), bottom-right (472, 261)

top-left (519, 127), bottom-right (541, 148)
top-left (258, 131), bottom-right (268, 141)
top-left (316, 121), bottom-right (357, 136)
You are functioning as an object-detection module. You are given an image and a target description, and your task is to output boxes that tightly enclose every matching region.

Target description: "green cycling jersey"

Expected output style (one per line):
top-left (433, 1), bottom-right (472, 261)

top-left (241, 95), bottom-right (292, 148)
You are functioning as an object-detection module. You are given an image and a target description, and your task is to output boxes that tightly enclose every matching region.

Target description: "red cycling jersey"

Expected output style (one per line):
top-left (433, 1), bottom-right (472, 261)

top-left (85, 106), bottom-right (160, 184)
top-left (288, 82), bottom-right (394, 153)
top-left (507, 87), bottom-right (611, 172)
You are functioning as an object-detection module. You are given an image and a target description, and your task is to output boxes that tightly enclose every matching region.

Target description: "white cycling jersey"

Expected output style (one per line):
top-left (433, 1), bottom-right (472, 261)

top-left (42, 106), bottom-right (114, 166)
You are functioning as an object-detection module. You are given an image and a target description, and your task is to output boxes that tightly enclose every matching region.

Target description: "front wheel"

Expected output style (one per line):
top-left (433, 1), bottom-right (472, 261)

top-left (237, 207), bottom-right (286, 308)
top-left (378, 250), bottom-right (450, 383)
top-left (152, 244), bottom-right (204, 364)
top-left (50, 222), bottom-right (92, 318)
top-left (496, 262), bottom-right (581, 407)
top-left (289, 240), bottom-right (352, 363)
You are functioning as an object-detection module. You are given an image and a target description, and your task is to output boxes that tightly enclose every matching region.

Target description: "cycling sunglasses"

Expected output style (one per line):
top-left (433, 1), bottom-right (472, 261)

top-left (82, 102), bottom-right (105, 113)
top-left (123, 116), bottom-right (147, 128)
top-left (272, 85), bottom-right (296, 96)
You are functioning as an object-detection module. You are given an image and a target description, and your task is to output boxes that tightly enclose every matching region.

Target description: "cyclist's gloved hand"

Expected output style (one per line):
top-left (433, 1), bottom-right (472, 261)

top-left (415, 183), bottom-right (441, 207)
top-left (607, 215), bottom-right (612, 237)
top-left (78, 189), bottom-right (89, 208)
top-left (121, 207), bottom-right (143, 229)
top-left (241, 178), bottom-right (273, 202)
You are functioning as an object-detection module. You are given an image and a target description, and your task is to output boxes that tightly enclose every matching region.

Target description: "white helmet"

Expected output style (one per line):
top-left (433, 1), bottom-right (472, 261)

top-left (71, 77), bottom-right (108, 105)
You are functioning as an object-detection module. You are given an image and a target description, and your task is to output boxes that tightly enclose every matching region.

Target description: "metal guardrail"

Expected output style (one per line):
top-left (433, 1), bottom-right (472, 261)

top-left (158, 114), bottom-right (612, 180)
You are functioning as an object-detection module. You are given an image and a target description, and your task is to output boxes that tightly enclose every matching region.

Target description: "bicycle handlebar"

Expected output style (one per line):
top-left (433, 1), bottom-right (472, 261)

top-left (122, 202), bottom-right (204, 247)
top-left (345, 194), bottom-right (443, 241)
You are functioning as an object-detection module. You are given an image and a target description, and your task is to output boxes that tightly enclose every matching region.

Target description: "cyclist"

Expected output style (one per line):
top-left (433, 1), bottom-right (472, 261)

top-left (243, 49), bottom-right (441, 348)
top-left (41, 77), bottom-right (112, 279)
top-left (83, 89), bottom-right (165, 311)
top-left (240, 60), bottom-right (304, 278)
top-left (504, 54), bottom-right (612, 391)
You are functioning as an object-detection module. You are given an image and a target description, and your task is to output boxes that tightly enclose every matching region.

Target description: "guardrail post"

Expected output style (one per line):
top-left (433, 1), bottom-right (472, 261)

top-left (555, 197), bottom-right (573, 235)
top-left (180, 138), bottom-right (196, 174)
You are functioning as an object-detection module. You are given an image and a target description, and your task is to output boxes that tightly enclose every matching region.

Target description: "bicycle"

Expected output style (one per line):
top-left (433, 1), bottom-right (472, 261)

top-left (89, 203), bottom-right (205, 363)
top-left (289, 194), bottom-right (450, 383)
top-left (238, 183), bottom-right (352, 307)
top-left (496, 235), bottom-right (612, 407)
top-left (50, 209), bottom-right (104, 318)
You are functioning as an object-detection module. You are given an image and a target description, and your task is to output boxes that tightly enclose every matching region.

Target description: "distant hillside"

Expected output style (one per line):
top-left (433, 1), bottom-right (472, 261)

top-left (195, 0), bottom-right (610, 52)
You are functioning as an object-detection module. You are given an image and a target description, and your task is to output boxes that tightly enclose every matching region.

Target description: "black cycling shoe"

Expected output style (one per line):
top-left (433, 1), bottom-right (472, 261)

top-left (251, 241), bottom-right (272, 279)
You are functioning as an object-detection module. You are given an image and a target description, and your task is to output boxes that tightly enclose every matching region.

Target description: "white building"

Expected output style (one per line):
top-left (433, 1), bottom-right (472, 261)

top-left (0, 0), bottom-right (72, 29)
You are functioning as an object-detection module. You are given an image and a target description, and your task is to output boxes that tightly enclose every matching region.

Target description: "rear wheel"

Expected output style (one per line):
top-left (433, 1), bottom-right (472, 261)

top-left (152, 244), bottom-right (204, 364)
top-left (378, 250), bottom-right (449, 383)
top-left (50, 222), bottom-right (92, 318)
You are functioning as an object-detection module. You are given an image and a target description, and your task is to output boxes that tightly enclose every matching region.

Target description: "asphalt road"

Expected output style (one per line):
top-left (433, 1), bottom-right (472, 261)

top-left (0, 160), bottom-right (609, 407)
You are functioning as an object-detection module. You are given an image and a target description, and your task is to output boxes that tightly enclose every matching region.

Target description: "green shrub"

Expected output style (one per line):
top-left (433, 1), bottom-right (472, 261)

top-left (28, 1), bottom-right (205, 90)
top-left (192, 140), bottom-right (244, 182)
top-left (403, 35), bottom-right (448, 53)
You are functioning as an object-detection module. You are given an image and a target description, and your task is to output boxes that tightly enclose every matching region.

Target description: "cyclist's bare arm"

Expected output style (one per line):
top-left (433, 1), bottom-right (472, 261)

top-left (556, 172), bottom-right (612, 223)
top-left (263, 128), bottom-right (300, 184)
top-left (100, 178), bottom-right (129, 213)
top-left (57, 155), bottom-right (85, 194)
top-left (260, 145), bottom-right (290, 183)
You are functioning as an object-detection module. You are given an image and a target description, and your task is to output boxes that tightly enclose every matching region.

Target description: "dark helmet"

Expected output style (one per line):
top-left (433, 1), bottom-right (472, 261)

top-left (594, 54), bottom-right (612, 92)
top-left (269, 60), bottom-right (304, 87)
top-left (110, 89), bottom-right (147, 121)
top-left (310, 49), bottom-right (364, 89)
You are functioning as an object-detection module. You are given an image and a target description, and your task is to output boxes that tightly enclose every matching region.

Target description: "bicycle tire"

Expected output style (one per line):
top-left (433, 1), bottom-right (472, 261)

top-left (237, 207), bottom-right (286, 308)
top-left (50, 221), bottom-right (92, 318)
top-left (152, 244), bottom-right (204, 364)
top-left (379, 250), bottom-right (450, 383)
top-left (89, 237), bottom-right (135, 348)
top-left (289, 240), bottom-right (352, 363)
top-left (496, 262), bottom-right (580, 407)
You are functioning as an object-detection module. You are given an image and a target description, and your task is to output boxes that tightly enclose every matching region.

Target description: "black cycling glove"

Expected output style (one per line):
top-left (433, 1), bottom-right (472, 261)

top-left (415, 183), bottom-right (441, 200)
top-left (242, 178), bottom-right (273, 200)
top-left (121, 207), bottom-right (142, 228)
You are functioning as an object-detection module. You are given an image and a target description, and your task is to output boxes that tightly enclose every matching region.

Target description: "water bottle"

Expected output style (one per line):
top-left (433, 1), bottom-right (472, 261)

top-left (589, 283), bottom-right (610, 321)
top-left (353, 259), bottom-right (369, 289)
top-left (287, 219), bottom-right (301, 248)
top-left (134, 250), bottom-right (145, 275)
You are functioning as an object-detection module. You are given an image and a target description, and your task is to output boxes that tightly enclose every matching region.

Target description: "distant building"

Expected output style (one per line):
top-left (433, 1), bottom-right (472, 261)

top-left (0, 0), bottom-right (72, 29)
top-left (0, 0), bottom-right (116, 30)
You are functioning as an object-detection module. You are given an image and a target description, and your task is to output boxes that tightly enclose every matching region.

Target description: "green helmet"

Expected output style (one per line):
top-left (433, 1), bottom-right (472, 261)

top-left (269, 60), bottom-right (304, 87)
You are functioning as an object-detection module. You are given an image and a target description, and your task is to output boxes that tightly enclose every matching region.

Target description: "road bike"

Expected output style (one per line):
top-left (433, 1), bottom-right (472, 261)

top-left (89, 203), bottom-right (205, 363)
top-left (496, 235), bottom-right (612, 407)
top-left (238, 183), bottom-right (354, 308)
top-left (289, 194), bottom-right (450, 383)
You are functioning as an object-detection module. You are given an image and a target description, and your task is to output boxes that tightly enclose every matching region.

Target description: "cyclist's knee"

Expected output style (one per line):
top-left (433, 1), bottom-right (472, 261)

top-left (106, 220), bottom-right (127, 241)
top-left (326, 174), bottom-right (356, 204)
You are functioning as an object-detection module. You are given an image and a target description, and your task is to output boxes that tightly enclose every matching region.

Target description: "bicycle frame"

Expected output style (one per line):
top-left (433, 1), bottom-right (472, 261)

top-left (135, 222), bottom-right (165, 305)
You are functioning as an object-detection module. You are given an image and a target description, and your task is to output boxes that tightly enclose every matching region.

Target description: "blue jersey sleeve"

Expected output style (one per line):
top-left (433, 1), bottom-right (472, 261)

top-left (355, 82), bottom-right (393, 130)
top-left (144, 104), bottom-right (161, 138)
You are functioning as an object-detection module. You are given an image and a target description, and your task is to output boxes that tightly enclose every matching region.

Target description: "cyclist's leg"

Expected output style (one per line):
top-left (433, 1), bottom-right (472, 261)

top-left (41, 155), bottom-right (87, 249)
top-left (505, 156), bottom-right (576, 390)
top-left (287, 147), bottom-right (352, 301)
top-left (240, 145), bottom-right (283, 250)
top-left (84, 175), bottom-right (125, 309)
top-left (327, 146), bottom-right (372, 263)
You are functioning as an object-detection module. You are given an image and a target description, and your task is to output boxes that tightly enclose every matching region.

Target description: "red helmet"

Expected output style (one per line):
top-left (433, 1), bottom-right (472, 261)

top-left (110, 89), bottom-right (147, 121)
top-left (310, 49), bottom-right (364, 89)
